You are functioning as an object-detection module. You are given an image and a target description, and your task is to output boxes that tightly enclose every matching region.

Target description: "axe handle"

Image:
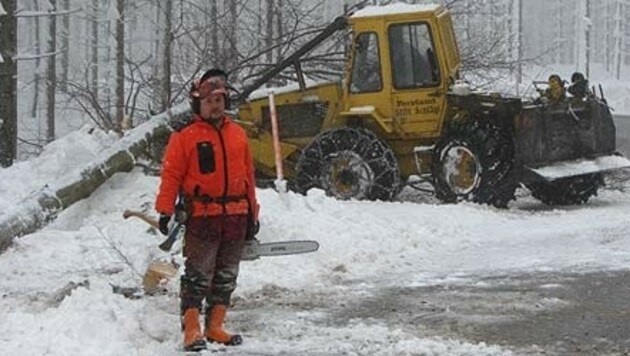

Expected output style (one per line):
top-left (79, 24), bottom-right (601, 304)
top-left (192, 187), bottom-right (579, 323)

top-left (122, 210), bottom-right (159, 229)
top-left (122, 209), bottom-right (182, 252)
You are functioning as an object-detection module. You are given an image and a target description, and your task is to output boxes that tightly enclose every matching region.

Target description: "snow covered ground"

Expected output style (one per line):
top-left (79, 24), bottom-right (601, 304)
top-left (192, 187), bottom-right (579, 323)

top-left (1, 126), bottom-right (630, 355)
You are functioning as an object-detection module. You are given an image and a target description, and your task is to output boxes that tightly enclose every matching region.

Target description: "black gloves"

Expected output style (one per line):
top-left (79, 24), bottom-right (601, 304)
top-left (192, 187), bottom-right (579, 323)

top-left (158, 214), bottom-right (171, 235)
top-left (246, 220), bottom-right (260, 241)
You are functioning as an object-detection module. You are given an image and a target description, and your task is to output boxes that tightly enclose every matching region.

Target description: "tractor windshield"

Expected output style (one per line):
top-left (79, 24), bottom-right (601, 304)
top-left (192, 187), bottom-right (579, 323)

top-left (389, 22), bottom-right (440, 89)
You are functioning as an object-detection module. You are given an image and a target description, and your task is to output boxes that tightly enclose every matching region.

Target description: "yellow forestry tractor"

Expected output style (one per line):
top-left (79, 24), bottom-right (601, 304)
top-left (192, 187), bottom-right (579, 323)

top-left (233, 3), bottom-right (630, 206)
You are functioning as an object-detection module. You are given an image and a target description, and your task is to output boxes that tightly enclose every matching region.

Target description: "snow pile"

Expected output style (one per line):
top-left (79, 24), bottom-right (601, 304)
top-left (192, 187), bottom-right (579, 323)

top-left (352, 3), bottom-right (441, 18)
top-left (0, 162), bottom-right (629, 354)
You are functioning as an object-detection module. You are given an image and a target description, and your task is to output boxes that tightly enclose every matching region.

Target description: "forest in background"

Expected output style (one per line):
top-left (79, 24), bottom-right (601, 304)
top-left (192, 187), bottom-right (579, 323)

top-left (0, 0), bottom-right (629, 162)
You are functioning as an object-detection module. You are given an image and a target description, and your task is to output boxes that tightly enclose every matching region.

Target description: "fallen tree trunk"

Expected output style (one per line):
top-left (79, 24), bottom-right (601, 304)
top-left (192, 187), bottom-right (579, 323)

top-left (0, 104), bottom-right (189, 252)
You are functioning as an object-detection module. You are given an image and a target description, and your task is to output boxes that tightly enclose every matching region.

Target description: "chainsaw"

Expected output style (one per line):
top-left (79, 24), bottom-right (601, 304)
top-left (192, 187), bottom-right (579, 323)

top-left (122, 210), bottom-right (319, 260)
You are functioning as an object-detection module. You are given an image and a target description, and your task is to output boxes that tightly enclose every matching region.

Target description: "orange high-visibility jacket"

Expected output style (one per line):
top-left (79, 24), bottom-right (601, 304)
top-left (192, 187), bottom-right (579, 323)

top-left (155, 115), bottom-right (259, 221)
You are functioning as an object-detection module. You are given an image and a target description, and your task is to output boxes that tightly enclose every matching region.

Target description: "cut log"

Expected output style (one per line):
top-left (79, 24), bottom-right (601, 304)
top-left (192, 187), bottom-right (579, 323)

top-left (0, 104), bottom-right (190, 252)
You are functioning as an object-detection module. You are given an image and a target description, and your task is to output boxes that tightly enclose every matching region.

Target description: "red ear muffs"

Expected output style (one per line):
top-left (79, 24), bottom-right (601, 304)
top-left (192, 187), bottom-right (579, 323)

top-left (190, 96), bottom-right (201, 114)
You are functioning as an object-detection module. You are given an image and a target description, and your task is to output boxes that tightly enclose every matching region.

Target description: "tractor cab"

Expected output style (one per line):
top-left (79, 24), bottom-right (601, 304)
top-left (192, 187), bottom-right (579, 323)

top-left (342, 4), bottom-right (460, 139)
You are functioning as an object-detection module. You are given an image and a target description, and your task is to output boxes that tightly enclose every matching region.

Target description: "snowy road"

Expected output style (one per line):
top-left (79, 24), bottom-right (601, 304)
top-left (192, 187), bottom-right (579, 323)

top-left (1, 167), bottom-right (630, 355)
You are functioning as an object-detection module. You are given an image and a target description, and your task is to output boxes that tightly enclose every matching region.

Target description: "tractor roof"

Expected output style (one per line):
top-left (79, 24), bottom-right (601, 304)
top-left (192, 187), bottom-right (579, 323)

top-left (350, 3), bottom-right (443, 21)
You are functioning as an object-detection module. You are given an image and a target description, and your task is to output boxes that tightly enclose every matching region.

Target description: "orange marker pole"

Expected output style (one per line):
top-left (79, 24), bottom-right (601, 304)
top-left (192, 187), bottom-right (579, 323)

top-left (268, 91), bottom-right (287, 192)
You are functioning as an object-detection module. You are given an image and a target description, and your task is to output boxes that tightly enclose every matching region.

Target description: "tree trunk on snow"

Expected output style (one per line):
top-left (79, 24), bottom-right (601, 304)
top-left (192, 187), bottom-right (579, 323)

top-left (0, 108), bottom-right (185, 253)
top-left (0, 0), bottom-right (17, 167)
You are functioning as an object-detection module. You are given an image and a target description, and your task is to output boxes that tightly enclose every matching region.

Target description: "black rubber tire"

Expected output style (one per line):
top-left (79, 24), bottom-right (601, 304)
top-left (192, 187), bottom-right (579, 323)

top-left (526, 173), bottom-right (603, 205)
top-left (431, 121), bottom-right (516, 208)
top-left (295, 127), bottom-right (401, 201)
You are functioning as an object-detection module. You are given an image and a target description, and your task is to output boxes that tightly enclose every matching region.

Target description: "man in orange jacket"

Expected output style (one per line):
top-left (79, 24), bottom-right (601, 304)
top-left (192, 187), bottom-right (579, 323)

top-left (155, 69), bottom-right (259, 351)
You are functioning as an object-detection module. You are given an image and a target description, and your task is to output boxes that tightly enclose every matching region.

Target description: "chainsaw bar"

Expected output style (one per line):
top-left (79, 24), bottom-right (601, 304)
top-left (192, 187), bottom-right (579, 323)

top-left (242, 240), bottom-right (319, 260)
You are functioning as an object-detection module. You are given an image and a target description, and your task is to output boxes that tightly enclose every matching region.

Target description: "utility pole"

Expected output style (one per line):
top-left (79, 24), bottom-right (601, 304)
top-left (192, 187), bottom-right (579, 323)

top-left (0, 0), bottom-right (17, 166)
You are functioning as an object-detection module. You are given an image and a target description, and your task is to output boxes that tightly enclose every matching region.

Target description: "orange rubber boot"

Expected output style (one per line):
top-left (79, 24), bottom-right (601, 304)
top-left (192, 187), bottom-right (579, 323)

top-left (182, 308), bottom-right (206, 352)
top-left (205, 305), bottom-right (242, 346)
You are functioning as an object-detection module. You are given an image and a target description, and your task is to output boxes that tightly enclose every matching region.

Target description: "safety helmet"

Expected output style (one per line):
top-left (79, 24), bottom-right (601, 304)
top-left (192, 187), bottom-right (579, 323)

top-left (189, 69), bottom-right (230, 114)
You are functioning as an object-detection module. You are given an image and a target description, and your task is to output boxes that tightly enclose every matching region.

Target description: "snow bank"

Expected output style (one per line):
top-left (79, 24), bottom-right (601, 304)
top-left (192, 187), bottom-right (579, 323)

top-left (1, 158), bottom-right (630, 355)
top-left (1, 168), bottom-right (629, 354)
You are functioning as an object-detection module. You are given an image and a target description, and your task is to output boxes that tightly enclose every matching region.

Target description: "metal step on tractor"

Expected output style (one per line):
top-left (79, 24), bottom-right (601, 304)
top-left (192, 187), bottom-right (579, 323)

top-left (231, 3), bottom-right (630, 207)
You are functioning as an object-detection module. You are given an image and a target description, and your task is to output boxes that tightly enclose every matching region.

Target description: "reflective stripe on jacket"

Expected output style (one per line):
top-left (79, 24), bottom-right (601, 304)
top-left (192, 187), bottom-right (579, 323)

top-left (155, 115), bottom-right (259, 220)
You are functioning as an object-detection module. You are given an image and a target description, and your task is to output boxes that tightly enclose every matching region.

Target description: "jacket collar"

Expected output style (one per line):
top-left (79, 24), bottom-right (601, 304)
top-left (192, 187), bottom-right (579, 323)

top-left (192, 114), bottom-right (228, 129)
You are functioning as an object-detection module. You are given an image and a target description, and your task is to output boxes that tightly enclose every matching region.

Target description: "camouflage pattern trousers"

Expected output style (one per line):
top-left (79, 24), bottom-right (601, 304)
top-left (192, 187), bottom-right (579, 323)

top-left (180, 214), bottom-right (248, 314)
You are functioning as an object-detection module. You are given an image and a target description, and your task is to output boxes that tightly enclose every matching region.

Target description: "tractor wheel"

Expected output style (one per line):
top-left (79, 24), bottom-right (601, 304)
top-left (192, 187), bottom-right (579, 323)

top-left (295, 128), bottom-right (401, 201)
top-left (526, 174), bottom-right (603, 205)
top-left (431, 121), bottom-right (516, 207)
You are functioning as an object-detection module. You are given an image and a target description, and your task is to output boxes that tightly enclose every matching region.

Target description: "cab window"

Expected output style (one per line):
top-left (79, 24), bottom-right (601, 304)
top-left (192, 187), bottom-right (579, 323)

top-left (389, 23), bottom-right (440, 89)
top-left (350, 32), bottom-right (382, 93)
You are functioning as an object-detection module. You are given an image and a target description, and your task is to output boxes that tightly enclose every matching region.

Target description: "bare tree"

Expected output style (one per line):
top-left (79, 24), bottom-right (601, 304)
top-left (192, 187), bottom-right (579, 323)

top-left (115, 0), bottom-right (125, 129)
top-left (59, 0), bottom-right (69, 92)
top-left (211, 0), bottom-right (219, 65)
top-left (447, 1), bottom-right (520, 80)
top-left (46, 0), bottom-right (57, 143)
top-left (90, 0), bottom-right (99, 97)
top-left (585, 0), bottom-right (591, 78)
top-left (160, 0), bottom-right (172, 111)
top-left (612, 0), bottom-right (624, 79)
top-left (0, 0), bottom-right (17, 167)
top-left (30, 0), bottom-right (42, 120)
top-left (226, 0), bottom-right (237, 69)
top-left (515, 0), bottom-right (523, 93)
top-left (257, 0), bottom-right (263, 54)
top-left (275, 0), bottom-right (283, 61)
top-left (265, 0), bottom-right (274, 64)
